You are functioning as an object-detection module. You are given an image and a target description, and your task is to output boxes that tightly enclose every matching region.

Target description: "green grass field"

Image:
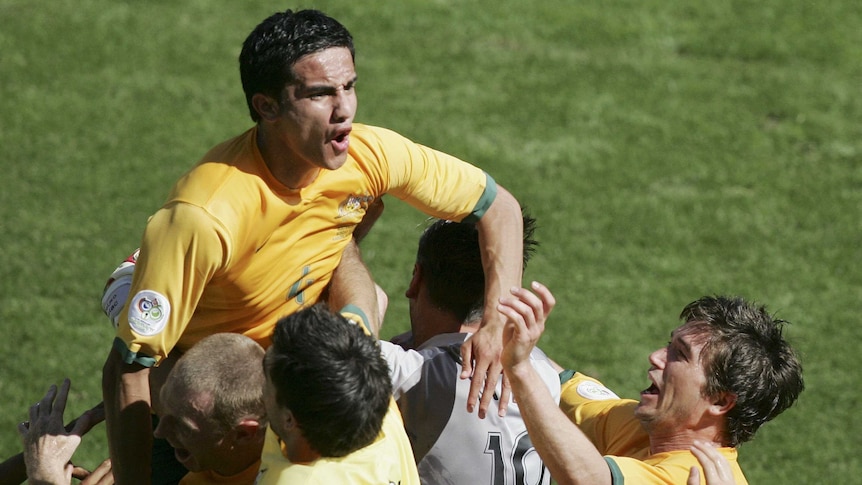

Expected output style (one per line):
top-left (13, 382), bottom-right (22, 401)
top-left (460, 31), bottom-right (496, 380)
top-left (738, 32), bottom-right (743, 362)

top-left (1, 0), bottom-right (860, 482)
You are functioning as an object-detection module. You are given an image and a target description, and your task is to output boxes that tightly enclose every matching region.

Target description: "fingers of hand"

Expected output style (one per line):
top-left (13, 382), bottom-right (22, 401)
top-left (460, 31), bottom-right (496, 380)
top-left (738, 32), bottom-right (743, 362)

top-left (72, 465), bottom-right (91, 480)
top-left (686, 466), bottom-right (701, 485)
top-left (31, 382), bottom-right (60, 424)
top-left (497, 374), bottom-right (512, 417)
top-left (529, 281), bottom-right (556, 314)
top-left (54, 378), bottom-right (73, 416)
top-left (690, 440), bottom-right (732, 481)
top-left (478, 363), bottom-right (503, 419)
top-left (83, 459), bottom-right (114, 485)
top-left (17, 420), bottom-right (30, 437)
top-left (460, 343), bottom-right (474, 380)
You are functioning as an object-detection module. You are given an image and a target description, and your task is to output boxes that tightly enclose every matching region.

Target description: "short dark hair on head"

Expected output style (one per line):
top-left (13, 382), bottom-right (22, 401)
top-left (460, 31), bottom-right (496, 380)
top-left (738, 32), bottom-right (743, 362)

top-left (680, 296), bottom-right (804, 447)
top-left (239, 9), bottom-right (355, 122)
top-left (265, 304), bottom-right (392, 457)
top-left (416, 210), bottom-right (538, 323)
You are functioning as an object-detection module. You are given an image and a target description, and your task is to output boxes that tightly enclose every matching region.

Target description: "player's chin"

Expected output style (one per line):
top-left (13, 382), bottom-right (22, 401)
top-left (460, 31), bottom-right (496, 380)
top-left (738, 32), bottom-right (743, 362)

top-left (633, 401), bottom-right (655, 421)
top-left (322, 153), bottom-right (349, 171)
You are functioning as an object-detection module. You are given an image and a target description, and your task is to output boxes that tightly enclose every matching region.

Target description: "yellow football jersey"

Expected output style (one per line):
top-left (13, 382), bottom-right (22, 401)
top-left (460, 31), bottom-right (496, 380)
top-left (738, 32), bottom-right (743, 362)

top-left (256, 400), bottom-right (419, 485)
top-left (559, 372), bottom-right (748, 485)
top-left (115, 124), bottom-right (493, 365)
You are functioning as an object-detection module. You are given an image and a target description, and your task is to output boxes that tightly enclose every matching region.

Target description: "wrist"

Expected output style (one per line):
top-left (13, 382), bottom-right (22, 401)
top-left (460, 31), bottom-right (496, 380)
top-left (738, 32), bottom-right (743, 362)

top-left (27, 467), bottom-right (67, 485)
top-left (505, 360), bottom-right (534, 385)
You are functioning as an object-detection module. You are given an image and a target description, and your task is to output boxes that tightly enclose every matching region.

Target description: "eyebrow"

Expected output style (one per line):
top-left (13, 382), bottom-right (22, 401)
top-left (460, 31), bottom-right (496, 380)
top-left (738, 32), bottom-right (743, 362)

top-left (670, 330), bottom-right (694, 356)
top-left (296, 74), bottom-right (357, 92)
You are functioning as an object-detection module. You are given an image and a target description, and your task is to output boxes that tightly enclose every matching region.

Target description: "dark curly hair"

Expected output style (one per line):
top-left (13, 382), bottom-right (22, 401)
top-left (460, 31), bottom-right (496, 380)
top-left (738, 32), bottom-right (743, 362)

top-left (681, 296), bottom-right (804, 446)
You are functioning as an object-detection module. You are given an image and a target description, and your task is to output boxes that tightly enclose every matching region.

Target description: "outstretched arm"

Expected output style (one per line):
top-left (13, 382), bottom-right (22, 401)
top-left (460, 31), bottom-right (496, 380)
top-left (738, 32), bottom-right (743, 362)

top-left (500, 282), bottom-right (612, 485)
top-left (461, 185), bottom-right (523, 418)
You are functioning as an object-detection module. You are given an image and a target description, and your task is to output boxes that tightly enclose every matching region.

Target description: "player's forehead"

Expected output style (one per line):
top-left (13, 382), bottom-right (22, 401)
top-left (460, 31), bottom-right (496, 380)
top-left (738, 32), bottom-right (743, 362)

top-left (290, 47), bottom-right (355, 86)
top-left (669, 323), bottom-right (711, 356)
top-left (672, 320), bottom-right (711, 340)
top-left (161, 380), bottom-right (208, 416)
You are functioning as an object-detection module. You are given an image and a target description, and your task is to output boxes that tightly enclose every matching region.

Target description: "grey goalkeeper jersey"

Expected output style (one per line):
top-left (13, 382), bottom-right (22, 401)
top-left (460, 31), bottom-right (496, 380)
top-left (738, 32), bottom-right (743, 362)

top-left (380, 333), bottom-right (561, 485)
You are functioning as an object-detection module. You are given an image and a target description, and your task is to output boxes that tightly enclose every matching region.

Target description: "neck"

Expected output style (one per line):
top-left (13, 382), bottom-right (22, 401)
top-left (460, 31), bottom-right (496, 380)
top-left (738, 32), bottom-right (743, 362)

top-left (283, 432), bottom-right (321, 464)
top-left (256, 126), bottom-right (319, 190)
top-left (215, 446), bottom-right (263, 477)
top-left (648, 426), bottom-right (725, 454)
top-left (411, 306), bottom-right (464, 348)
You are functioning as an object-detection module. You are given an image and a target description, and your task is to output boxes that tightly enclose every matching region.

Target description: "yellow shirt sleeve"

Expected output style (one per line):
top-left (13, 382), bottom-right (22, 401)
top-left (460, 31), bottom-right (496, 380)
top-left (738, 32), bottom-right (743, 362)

top-left (349, 125), bottom-right (495, 222)
top-left (559, 372), bottom-right (650, 458)
top-left (115, 202), bottom-right (228, 366)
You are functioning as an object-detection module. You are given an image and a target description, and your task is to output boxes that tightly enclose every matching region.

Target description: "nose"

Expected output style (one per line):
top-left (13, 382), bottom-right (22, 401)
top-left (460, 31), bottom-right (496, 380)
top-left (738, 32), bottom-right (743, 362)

top-left (331, 88), bottom-right (356, 123)
top-left (648, 347), bottom-right (667, 369)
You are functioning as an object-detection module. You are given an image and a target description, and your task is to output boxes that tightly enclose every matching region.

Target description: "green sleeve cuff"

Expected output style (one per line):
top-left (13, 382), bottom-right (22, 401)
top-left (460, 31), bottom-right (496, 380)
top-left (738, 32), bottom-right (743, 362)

top-left (462, 173), bottom-right (497, 223)
top-left (340, 304), bottom-right (371, 334)
top-left (559, 368), bottom-right (577, 385)
top-left (604, 456), bottom-right (625, 485)
top-left (112, 337), bottom-right (157, 368)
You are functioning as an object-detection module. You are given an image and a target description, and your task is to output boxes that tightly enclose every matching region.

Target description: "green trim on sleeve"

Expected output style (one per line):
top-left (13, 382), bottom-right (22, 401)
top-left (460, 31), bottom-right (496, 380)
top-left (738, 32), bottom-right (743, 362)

top-left (462, 173), bottom-right (497, 223)
top-left (604, 456), bottom-right (625, 485)
top-left (340, 304), bottom-right (371, 332)
top-left (112, 337), bottom-right (157, 368)
top-left (559, 368), bottom-right (577, 385)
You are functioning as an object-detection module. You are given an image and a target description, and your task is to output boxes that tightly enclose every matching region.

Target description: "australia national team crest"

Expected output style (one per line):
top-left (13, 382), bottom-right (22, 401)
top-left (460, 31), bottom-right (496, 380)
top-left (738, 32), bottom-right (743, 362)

top-left (127, 290), bottom-right (170, 336)
top-left (337, 193), bottom-right (375, 221)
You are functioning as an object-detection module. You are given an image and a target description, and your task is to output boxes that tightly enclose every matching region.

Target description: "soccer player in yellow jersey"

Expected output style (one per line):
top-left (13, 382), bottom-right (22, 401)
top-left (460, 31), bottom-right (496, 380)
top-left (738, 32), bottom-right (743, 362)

top-left (258, 305), bottom-right (419, 485)
top-left (102, 9), bottom-right (523, 484)
top-left (499, 285), bottom-right (804, 485)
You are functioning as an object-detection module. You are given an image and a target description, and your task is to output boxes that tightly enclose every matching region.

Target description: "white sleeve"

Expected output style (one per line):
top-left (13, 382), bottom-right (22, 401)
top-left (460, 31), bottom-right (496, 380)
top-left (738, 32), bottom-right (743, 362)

top-left (379, 340), bottom-right (427, 400)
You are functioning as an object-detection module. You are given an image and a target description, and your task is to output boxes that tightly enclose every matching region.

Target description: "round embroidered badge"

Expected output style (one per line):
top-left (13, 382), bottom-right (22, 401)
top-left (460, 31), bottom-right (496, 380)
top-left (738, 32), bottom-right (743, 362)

top-left (127, 290), bottom-right (171, 336)
top-left (576, 380), bottom-right (620, 401)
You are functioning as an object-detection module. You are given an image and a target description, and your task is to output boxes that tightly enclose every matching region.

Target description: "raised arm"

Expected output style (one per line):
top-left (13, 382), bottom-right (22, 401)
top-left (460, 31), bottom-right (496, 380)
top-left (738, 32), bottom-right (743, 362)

top-left (460, 185), bottom-right (523, 417)
top-left (102, 350), bottom-right (153, 485)
top-left (328, 239), bottom-right (381, 336)
top-left (500, 282), bottom-right (612, 485)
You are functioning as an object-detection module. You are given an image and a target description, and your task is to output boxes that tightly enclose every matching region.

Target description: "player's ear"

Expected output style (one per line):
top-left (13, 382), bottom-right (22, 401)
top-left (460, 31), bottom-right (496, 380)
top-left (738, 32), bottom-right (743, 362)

top-left (708, 391), bottom-right (737, 417)
top-left (252, 93), bottom-right (281, 122)
top-left (233, 417), bottom-right (265, 443)
top-left (405, 263), bottom-right (422, 299)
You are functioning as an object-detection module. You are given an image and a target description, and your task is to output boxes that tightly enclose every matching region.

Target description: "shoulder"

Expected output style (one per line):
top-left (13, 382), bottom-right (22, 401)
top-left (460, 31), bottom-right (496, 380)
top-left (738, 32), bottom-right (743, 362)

top-left (346, 124), bottom-right (412, 166)
top-left (168, 128), bottom-right (264, 209)
top-left (607, 448), bottom-right (747, 485)
top-left (560, 372), bottom-right (621, 404)
top-left (349, 123), bottom-right (404, 145)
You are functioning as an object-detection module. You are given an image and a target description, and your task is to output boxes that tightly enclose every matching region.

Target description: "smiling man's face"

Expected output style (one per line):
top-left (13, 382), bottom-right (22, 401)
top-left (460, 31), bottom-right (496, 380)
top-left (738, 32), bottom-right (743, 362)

top-left (634, 323), bottom-right (714, 433)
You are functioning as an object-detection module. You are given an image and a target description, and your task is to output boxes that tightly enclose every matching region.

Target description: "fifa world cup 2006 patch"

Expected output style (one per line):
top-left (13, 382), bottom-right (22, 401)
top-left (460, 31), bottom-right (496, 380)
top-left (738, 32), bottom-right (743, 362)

top-left (577, 380), bottom-right (620, 401)
top-left (127, 290), bottom-right (171, 336)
